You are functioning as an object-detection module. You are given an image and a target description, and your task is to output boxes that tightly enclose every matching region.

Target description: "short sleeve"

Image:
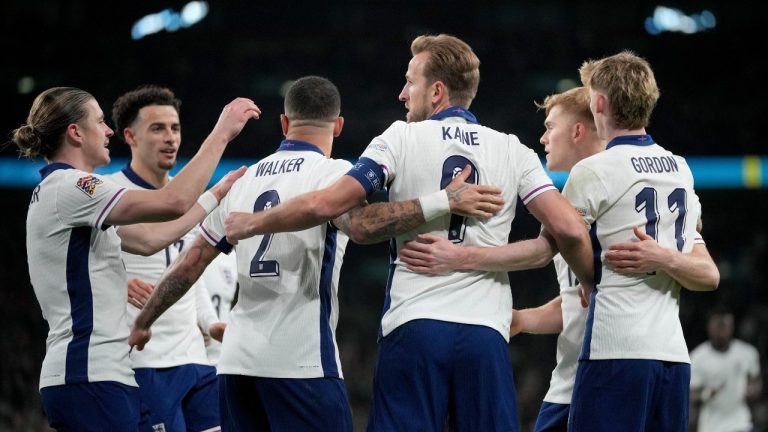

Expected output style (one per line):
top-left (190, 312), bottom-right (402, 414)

top-left (200, 205), bottom-right (232, 254)
top-left (56, 171), bottom-right (127, 229)
top-left (513, 143), bottom-right (556, 204)
top-left (357, 121), bottom-right (407, 185)
top-left (562, 164), bottom-right (605, 226)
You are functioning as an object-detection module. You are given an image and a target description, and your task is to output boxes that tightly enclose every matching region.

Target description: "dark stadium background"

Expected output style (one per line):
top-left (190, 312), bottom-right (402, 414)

top-left (1, 1), bottom-right (765, 430)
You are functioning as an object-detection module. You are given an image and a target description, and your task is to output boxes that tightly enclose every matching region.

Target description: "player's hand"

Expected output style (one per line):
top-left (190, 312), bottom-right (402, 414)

top-left (224, 212), bottom-right (255, 245)
top-left (127, 278), bottom-right (154, 309)
top-left (399, 233), bottom-right (465, 274)
top-left (446, 165), bottom-right (504, 220)
top-left (128, 325), bottom-right (152, 352)
top-left (212, 98), bottom-right (261, 143)
top-left (577, 283), bottom-right (591, 308)
top-left (210, 166), bottom-right (247, 202)
top-left (209, 322), bottom-right (227, 342)
top-left (605, 226), bottom-right (667, 274)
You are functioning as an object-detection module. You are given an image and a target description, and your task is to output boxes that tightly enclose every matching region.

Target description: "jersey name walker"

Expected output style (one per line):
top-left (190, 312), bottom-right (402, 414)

top-left (26, 164), bottom-right (135, 389)
top-left (350, 108), bottom-right (555, 340)
top-left (200, 140), bottom-right (351, 378)
top-left (563, 135), bottom-right (701, 362)
top-left (109, 168), bottom-right (213, 368)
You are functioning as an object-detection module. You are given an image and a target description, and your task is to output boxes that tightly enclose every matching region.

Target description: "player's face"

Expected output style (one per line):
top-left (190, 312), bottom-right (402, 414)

top-left (399, 52), bottom-right (433, 123)
top-left (129, 105), bottom-right (181, 173)
top-left (79, 99), bottom-right (114, 170)
top-left (540, 105), bottom-right (581, 172)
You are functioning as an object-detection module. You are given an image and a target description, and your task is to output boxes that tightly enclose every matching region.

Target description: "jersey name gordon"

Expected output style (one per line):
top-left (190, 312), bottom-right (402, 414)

top-left (254, 157), bottom-right (305, 178)
top-left (630, 155), bottom-right (679, 174)
top-left (441, 126), bottom-right (480, 146)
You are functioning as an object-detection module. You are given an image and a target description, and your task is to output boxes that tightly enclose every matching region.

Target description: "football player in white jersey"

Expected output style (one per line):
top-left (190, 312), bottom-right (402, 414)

top-left (563, 51), bottom-right (715, 431)
top-left (196, 251), bottom-right (238, 366)
top-left (399, 85), bottom-right (719, 432)
top-left (128, 76), bottom-right (501, 431)
top-left (221, 35), bottom-right (594, 431)
top-left (690, 308), bottom-right (762, 432)
top-left (108, 85), bottom-right (229, 432)
top-left (13, 87), bottom-right (259, 431)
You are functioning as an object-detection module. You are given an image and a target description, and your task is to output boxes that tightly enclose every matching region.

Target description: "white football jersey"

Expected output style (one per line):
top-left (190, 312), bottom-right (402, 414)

top-left (26, 164), bottom-right (135, 389)
top-left (563, 135), bottom-right (701, 362)
top-left (355, 108), bottom-right (555, 340)
top-left (200, 140), bottom-right (351, 378)
top-left (198, 251), bottom-right (238, 365)
top-left (542, 254), bottom-right (586, 404)
top-left (690, 339), bottom-right (760, 432)
top-left (543, 233), bottom-right (705, 404)
top-left (109, 167), bottom-right (211, 368)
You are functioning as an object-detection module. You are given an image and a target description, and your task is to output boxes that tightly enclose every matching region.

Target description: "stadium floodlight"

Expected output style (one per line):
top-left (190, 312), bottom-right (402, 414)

top-left (131, 1), bottom-right (209, 40)
top-left (645, 6), bottom-right (716, 35)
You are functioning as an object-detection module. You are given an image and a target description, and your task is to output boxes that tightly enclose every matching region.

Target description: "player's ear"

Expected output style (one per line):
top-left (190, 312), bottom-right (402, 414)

top-left (432, 81), bottom-right (447, 104)
top-left (123, 127), bottom-right (137, 147)
top-left (333, 116), bottom-right (344, 137)
top-left (573, 122), bottom-right (585, 141)
top-left (280, 114), bottom-right (289, 136)
top-left (65, 123), bottom-right (83, 147)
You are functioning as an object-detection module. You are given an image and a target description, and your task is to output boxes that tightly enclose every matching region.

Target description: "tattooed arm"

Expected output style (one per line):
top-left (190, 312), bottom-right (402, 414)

top-left (128, 235), bottom-right (221, 350)
top-left (334, 166), bottom-right (505, 245)
top-left (335, 200), bottom-right (425, 244)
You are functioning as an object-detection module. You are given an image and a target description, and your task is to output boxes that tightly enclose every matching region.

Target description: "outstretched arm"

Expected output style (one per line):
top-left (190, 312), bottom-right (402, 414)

top-left (129, 235), bottom-right (221, 350)
top-left (510, 296), bottom-right (564, 337)
top-left (527, 190), bottom-right (594, 287)
top-left (107, 99), bottom-right (259, 225)
top-left (117, 167), bottom-right (246, 255)
top-left (605, 226), bottom-right (719, 291)
top-left (400, 231), bottom-right (555, 274)
top-left (335, 165), bottom-right (504, 244)
top-left (225, 175), bottom-right (368, 243)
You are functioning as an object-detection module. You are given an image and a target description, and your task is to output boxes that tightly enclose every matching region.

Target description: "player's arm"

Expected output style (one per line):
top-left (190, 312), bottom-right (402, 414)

top-left (526, 189), bottom-right (594, 287)
top-left (334, 165), bottom-right (504, 244)
top-left (129, 234), bottom-right (220, 350)
top-left (106, 98), bottom-right (260, 225)
top-left (510, 296), bottom-right (563, 337)
top-left (117, 167), bottom-right (246, 256)
top-left (225, 175), bottom-right (369, 243)
top-left (400, 231), bottom-right (555, 274)
top-left (605, 226), bottom-right (719, 291)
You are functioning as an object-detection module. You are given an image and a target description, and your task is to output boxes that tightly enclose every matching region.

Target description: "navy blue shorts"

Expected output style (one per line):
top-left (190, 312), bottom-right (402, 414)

top-left (41, 381), bottom-right (146, 431)
top-left (134, 364), bottom-right (219, 432)
top-left (569, 359), bottom-right (690, 431)
top-left (534, 401), bottom-right (569, 432)
top-left (367, 319), bottom-right (519, 432)
top-left (218, 375), bottom-right (352, 432)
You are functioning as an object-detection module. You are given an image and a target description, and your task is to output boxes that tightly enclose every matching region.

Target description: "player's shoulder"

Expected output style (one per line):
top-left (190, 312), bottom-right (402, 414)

top-left (732, 339), bottom-right (760, 355)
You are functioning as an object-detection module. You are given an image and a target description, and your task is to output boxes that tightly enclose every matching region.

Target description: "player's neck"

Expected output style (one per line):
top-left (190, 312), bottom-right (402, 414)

top-left (284, 131), bottom-right (333, 157)
top-left (50, 148), bottom-right (93, 172)
top-left (129, 160), bottom-right (170, 188)
top-left (601, 126), bottom-right (647, 143)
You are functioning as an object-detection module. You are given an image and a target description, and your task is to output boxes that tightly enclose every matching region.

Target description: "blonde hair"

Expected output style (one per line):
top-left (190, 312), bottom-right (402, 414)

top-left (411, 34), bottom-right (480, 107)
top-left (579, 50), bottom-right (659, 130)
top-left (535, 86), bottom-right (594, 126)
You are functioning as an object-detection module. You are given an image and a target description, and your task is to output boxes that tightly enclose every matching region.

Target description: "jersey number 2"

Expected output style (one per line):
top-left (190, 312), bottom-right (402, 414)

top-left (249, 190), bottom-right (280, 277)
top-left (635, 187), bottom-right (687, 251)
